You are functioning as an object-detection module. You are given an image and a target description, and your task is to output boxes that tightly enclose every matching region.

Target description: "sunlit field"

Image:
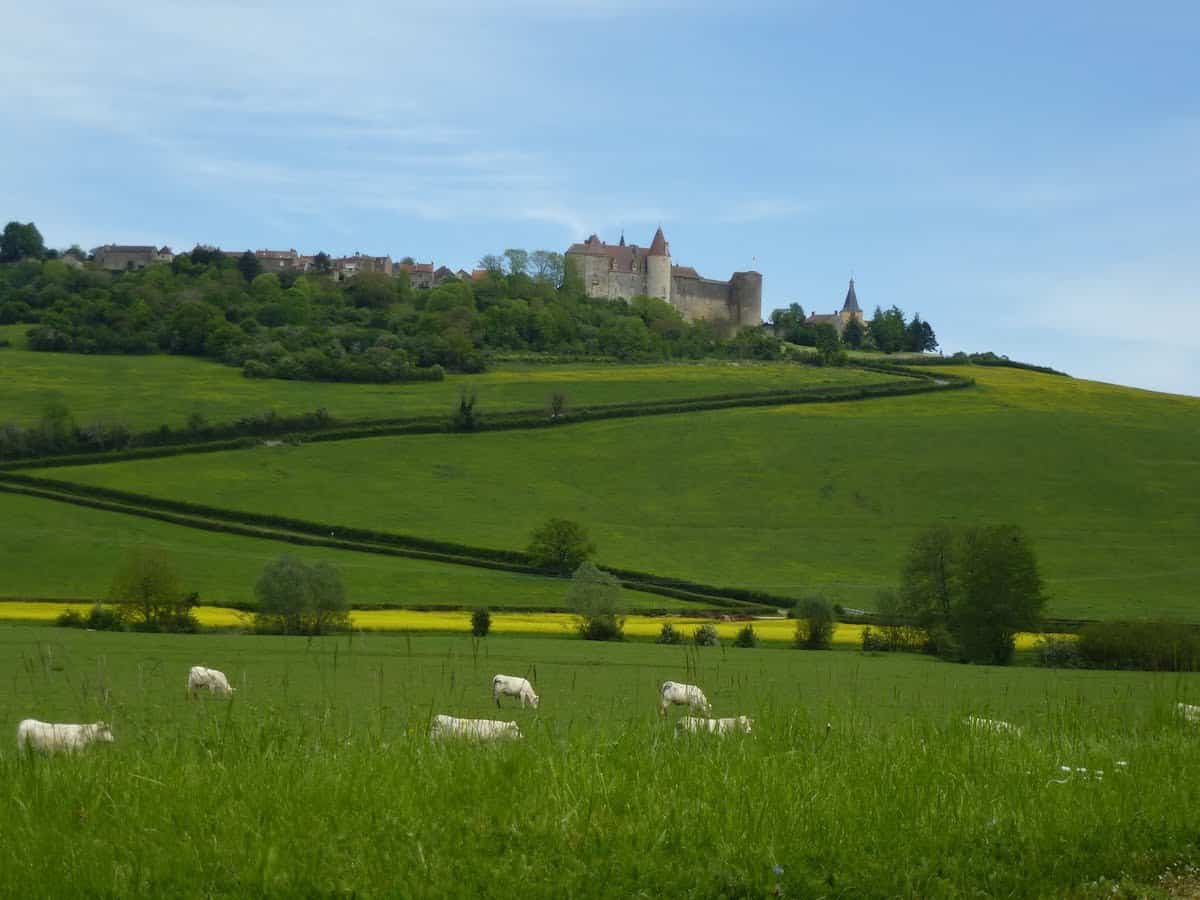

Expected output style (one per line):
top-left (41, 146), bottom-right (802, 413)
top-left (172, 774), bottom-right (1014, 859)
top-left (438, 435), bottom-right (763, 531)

top-left (0, 328), bottom-right (890, 430)
top-left (47, 366), bottom-right (1200, 620)
top-left (1, 626), bottom-right (1197, 897)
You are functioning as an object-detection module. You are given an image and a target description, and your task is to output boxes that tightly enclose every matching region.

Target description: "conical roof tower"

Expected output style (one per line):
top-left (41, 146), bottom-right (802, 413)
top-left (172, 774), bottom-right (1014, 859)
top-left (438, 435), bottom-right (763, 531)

top-left (841, 278), bottom-right (861, 315)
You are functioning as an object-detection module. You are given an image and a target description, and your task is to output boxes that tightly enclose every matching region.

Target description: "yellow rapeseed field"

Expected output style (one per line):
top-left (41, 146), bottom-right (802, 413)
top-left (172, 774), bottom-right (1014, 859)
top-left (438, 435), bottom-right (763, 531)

top-left (0, 602), bottom-right (1062, 649)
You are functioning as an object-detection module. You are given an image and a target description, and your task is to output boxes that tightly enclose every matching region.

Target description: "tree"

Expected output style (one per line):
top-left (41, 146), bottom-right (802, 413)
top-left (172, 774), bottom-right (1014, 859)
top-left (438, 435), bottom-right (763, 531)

top-left (312, 252), bottom-right (332, 274)
top-left (793, 595), bottom-right (835, 649)
top-left (109, 545), bottom-right (197, 631)
top-left (868, 305), bottom-right (907, 353)
top-left (899, 524), bottom-right (1045, 665)
top-left (951, 525), bottom-right (1045, 664)
top-left (813, 323), bottom-right (845, 365)
top-left (527, 518), bottom-right (595, 574)
top-left (502, 249), bottom-right (529, 276)
top-left (471, 607), bottom-right (492, 637)
top-left (478, 254), bottom-right (505, 276)
top-left (254, 555), bottom-right (350, 635)
top-left (1, 221), bottom-right (45, 262)
top-left (530, 250), bottom-right (564, 285)
top-left (842, 316), bottom-right (865, 349)
top-left (567, 561), bottom-right (624, 640)
top-left (237, 250), bottom-right (261, 282)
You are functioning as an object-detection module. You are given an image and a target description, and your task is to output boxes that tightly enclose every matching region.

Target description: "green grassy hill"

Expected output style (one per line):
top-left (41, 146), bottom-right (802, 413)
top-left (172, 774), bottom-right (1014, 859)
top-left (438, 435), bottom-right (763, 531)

top-left (39, 365), bottom-right (1200, 620)
top-left (0, 491), bottom-right (681, 610)
top-left (0, 325), bottom-right (889, 430)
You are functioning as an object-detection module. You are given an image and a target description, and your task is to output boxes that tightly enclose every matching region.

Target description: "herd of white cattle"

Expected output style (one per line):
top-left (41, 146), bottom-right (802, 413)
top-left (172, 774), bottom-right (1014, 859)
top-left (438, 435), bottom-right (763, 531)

top-left (15, 663), bottom-right (1200, 752)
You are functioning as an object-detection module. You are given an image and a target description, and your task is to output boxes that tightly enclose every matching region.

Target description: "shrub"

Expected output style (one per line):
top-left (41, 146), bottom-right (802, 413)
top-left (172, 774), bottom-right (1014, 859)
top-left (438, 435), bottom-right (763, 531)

top-left (567, 562), bottom-right (624, 641)
top-left (656, 623), bottom-right (684, 645)
top-left (254, 555), bottom-right (350, 635)
top-left (793, 595), bottom-right (834, 650)
top-left (861, 626), bottom-right (889, 652)
top-left (923, 624), bottom-right (961, 662)
top-left (1077, 621), bottom-right (1200, 671)
top-left (1034, 635), bottom-right (1085, 669)
top-left (579, 614), bottom-right (624, 641)
top-left (55, 609), bottom-right (85, 628)
top-left (471, 607), bottom-right (491, 638)
top-left (109, 546), bottom-right (196, 632)
top-left (86, 604), bottom-right (124, 631)
top-left (732, 624), bottom-right (758, 648)
top-left (693, 623), bottom-right (720, 647)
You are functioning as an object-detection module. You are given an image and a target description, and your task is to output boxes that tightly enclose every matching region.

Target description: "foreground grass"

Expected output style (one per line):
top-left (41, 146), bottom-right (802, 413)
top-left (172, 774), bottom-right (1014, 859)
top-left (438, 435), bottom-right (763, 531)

top-left (48, 366), bottom-right (1200, 620)
top-left (1, 627), bottom-right (1197, 897)
top-left (0, 491), bottom-right (680, 611)
top-left (0, 331), bottom-right (890, 430)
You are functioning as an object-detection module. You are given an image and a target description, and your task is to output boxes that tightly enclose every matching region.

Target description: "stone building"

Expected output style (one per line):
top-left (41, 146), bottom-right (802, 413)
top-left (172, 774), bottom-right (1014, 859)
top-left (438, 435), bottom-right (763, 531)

top-left (805, 279), bottom-right (864, 335)
top-left (565, 228), bottom-right (761, 330)
top-left (333, 253), bottom-right (392, 279)
top-left (92, 244), bottom-right (173, 270)
top-left (255, 248), bottom-right (310, 274)
top-left (398, 261), bottom-right (435, 289)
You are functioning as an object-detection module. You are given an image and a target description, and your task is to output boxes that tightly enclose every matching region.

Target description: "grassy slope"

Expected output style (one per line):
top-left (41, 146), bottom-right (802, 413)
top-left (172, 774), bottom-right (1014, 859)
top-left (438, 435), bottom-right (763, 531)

top-left (0, 491), bottom-right (680, 610)
top-left (1, 626), bottom-right (1197, 896)
top-left (46, 366), bottom-right (1200, 620)
top-left (0, 329), bottom-right (890, 429)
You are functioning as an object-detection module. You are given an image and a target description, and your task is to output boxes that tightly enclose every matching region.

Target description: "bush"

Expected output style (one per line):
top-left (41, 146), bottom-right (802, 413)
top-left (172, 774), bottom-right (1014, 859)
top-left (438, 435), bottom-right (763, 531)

top-left (1034, 635), bottom-right (1085, 669)
top-left (923, 624), bottom-right (961, 662)
top-left (567, 562), bottom-right (624, 641)
top-left (55, 609), bottom-right (85, 628)
top-left (254, 555), bottom-right (350, 635)
top-left (57, 604), bottom-right (124, 630)
top-left (693, 623), bottom-right (720, 647)
top-left (794, 595), bottom-right (834, 650)
top-left (732, 624), bottom-right (758, 648)
top-left (471, 607), bottom-right (491, 638)
top-left (656, 622), bottom-right (684, 645)
top-left (861, 625), bottom-right (889, 652)
top-left (1077, 621), bottom-right (1200, 671)
top-left (579, 614), bottom-right (624, 641)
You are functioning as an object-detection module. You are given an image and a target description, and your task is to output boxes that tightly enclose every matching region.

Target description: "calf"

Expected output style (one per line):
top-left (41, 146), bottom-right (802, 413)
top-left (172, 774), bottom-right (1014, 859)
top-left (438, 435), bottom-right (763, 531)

top-left (659, 681), bottom-right (712, 716)
top-left (1177, 702), bottom-right (1200, 723)
top-left (17, 719), bottom-right (114, 753)
top-left (492, 674), bottom-right (539, 709)
top-left (430, 714), bottom-right (521, 742)
top-left (676, 715), bottom-right (754, 735)
top-left (188, 666), bottom-right (235, 698)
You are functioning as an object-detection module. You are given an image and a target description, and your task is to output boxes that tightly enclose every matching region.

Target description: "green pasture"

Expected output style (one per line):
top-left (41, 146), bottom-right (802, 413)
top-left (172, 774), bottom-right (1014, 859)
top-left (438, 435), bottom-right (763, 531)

top-left (46, 366), bottom-right (1200, 620)
top-left (0, 491), bottom-right (681, 611)
top-left (0, 328), bottom-right (890, 430)
top-left (2, 626), bottom-right (1197, 896)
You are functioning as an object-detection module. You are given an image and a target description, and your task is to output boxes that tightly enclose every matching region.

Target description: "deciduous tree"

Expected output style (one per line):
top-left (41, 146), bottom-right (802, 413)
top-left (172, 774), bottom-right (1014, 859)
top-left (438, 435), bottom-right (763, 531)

top-left (528, 518), bottom-right (595, 574)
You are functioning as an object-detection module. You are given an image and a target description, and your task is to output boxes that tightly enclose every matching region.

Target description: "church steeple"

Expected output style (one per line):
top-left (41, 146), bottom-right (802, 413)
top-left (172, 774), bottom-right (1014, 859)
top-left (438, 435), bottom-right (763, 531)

top-left (841, 278), bottom-right (861, 314)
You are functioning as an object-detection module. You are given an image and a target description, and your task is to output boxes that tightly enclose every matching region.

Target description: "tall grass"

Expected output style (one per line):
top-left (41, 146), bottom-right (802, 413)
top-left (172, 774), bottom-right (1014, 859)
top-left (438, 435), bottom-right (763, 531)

top-left (1, 627), bottom-right (1198, 896)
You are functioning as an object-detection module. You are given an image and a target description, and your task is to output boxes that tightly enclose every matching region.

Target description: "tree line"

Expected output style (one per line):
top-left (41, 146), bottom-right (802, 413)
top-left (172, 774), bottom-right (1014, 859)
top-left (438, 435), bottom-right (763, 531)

top-left (770, 302), bottom-right (938, 355)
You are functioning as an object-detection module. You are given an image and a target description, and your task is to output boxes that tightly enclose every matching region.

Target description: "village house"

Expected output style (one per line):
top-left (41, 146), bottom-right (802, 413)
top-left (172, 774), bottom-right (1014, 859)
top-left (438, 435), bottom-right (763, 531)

top-left (92, 244), bottom-right (174, 270)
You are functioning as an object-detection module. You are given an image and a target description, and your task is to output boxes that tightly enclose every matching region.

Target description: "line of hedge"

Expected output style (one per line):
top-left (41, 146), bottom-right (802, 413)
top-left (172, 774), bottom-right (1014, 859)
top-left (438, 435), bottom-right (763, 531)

top-left (2, 370), bottom-right (963, 471)
top-left (0, 480), bottom-right (778, 612)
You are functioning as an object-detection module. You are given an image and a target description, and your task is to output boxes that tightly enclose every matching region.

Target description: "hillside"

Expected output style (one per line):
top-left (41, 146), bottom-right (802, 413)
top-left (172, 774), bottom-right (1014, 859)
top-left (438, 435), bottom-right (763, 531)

top-left (34, 365), bottom-right (1200, 620)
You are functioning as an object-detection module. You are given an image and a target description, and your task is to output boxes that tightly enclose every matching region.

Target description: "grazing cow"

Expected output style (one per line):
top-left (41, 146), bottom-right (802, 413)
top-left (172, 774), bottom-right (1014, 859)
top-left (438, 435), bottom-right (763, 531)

top-left (965, 715), bottom-right (1024, 736)
top-left (430, 714), bottom-right (522, 742)
top-left (676, 715), bottom-right (754, 735)
top-left (492, 674), bottom-right (539, 709)
top-left (188, 666), bottom-right (235, 698)
top-left (659, 681), bottom-right (712, 716)
top-left (16, 719), bottom-right (114, 753)
top-left (1177, 703), bottom-right (1200, 723)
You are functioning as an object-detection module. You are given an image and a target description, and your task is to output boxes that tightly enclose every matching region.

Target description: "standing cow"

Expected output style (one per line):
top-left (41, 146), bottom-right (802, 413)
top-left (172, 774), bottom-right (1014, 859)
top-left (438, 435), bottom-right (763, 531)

top-left (17, 719), bottom-right (114, 753)
top-left (188, 666), bottom-right (235, 698)
top-left (659, 681), bottom-right (712, 716)
top-left (492, 674), bottom-right (539, 709)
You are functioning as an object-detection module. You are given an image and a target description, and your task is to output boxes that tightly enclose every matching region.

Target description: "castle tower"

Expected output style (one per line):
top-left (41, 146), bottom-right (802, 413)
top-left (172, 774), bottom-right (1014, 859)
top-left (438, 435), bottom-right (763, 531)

top-left (839, 278), bottom-right (864, 326)
top-left (646, 226), bottom-right (671, 301)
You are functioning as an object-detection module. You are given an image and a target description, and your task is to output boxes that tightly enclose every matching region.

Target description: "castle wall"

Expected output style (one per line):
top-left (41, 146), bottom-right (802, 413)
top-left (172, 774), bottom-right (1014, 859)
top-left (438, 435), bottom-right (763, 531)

top-left (575, 255), bottom-right (647, 301)
top-left (670, 277), bottom-right (734, 324)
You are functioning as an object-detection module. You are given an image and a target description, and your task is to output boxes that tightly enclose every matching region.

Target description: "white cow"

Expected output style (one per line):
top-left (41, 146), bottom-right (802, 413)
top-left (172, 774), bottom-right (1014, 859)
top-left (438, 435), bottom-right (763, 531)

top-left (965, 715), bottom-right (1024, 736)
top-left (188, 666), bottom-right (235, 698)
top-left (659, 681), bottom-right (712, 716)
top-left (430, 714), bottom-right (522, 742)
top-left (16, 719), bottom-right (114, 753)
top-left (1177, 702), bottom-right (1200, 723)
top-left (492, 674), bottom-right (539, 709)
top-left (676, 715), bottom-right (754, 735)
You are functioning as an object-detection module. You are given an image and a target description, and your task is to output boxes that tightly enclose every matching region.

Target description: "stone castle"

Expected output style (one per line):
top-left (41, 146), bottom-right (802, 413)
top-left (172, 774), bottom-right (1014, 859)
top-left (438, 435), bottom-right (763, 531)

top-left (565, 228), bottom-right (761, 330)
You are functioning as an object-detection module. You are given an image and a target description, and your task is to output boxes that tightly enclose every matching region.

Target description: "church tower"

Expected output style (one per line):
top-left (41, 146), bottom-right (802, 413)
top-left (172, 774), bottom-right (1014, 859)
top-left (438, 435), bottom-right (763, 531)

top-left (839, 277), bottom-right (864, 327)
top-left (646, 226), bottom-right (671, 302)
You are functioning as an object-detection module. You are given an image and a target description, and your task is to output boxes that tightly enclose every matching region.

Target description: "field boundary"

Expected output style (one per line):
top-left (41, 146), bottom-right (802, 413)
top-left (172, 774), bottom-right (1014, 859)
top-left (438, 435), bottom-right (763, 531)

top-left (0, 477), bottom-right (785, 612)
top-left (1, 367), bottom-right (972, 471)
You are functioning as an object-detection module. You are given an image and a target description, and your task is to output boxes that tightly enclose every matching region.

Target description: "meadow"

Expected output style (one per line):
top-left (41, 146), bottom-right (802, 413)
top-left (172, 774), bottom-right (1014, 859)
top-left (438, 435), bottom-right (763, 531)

top-left (44, 366), bottom-right (1200, 620)
top-left (1, 625), bottom-right (1197, 897)
top-left (0, 491), bottom-right (680, 611)
top-left (0, 326), bottom-right (891, 430)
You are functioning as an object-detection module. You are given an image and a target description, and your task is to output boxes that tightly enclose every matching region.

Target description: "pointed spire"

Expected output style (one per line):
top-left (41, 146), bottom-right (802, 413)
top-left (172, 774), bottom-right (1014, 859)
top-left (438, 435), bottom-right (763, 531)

top-left (842, 278), bottom-right (861, 314)
top-left (648, 226), bottom-right (668, 256)
top-left (619, 231), bottom-right (625, 247)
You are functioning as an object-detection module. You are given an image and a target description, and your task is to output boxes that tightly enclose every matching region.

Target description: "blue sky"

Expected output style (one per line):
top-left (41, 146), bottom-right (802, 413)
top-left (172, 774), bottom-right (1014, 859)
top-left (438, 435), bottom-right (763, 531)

top-left (4, 0), bottom-right (1197, 394)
